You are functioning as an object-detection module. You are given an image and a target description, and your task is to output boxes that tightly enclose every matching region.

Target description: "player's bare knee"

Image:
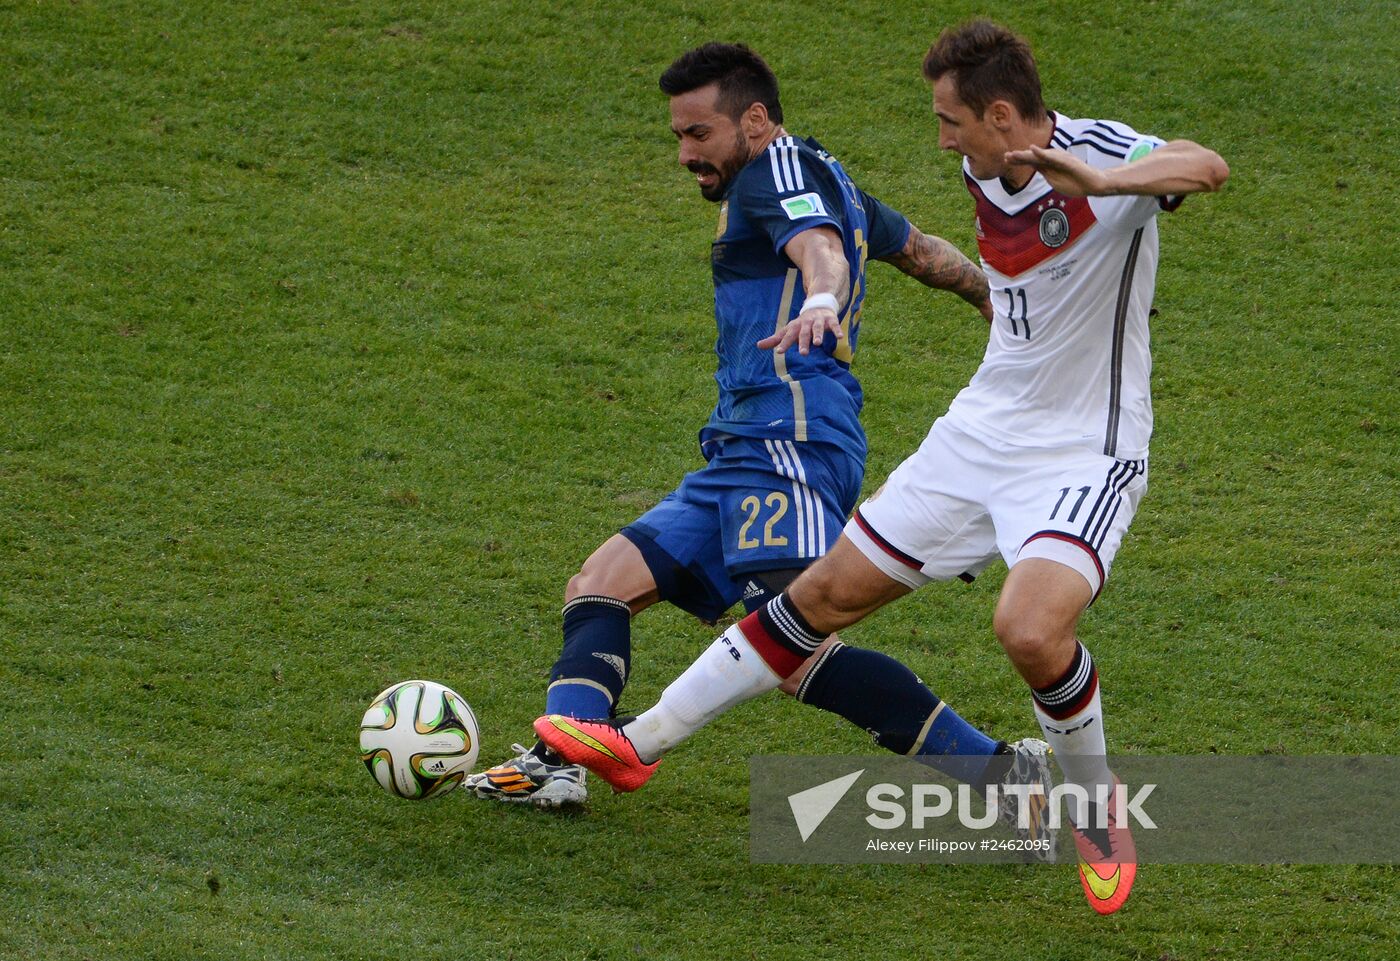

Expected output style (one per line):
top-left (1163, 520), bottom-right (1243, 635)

top-left (565, 550), bottom-right (631, 602)
top-left (786, 568), bottom-right (854, 628)
top-left (826, 583), bottom-right (873, 622)
top-left (564, 564), bottom-right (635, 605)
top-left (564, 536), bottom-right (661, 611)
top-left (994, 611), bottom-right (1079, 685)
top-left (994, 611), bottom-right (1052, 663)
top-left (802, 597), bottom-right (849, 628)
top-left (563, 568), bottom-right (594, 604)
top-left (785, 536), bottom-right (911, 632)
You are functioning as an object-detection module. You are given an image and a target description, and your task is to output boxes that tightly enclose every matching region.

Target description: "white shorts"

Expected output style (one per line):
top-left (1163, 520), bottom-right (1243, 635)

top-left (845, 418), bottom-right (1147, 600)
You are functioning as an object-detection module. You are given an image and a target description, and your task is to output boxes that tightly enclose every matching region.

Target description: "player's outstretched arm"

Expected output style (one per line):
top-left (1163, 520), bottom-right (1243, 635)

top-left (880, 227), bottom-right (993, 324)
top-left (1004, 140), bottom-right (1230, 199)
top-left (758, 226), bottom-right (851, 355)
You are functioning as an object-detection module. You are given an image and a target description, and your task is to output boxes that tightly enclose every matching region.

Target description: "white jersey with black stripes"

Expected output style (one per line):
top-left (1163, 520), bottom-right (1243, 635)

top-left (943, 112), bottom-right (1178, 460)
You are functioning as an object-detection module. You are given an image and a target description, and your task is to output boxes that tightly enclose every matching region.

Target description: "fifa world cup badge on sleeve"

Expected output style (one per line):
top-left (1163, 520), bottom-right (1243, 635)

top-left (1127, 141), bottom-right (1155, 162)
top-left (780, 192), bottom-right (829, 220)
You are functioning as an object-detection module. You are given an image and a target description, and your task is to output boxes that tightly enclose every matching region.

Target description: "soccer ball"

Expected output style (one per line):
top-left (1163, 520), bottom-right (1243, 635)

top-left (359, 680), bottom-right (480, 799)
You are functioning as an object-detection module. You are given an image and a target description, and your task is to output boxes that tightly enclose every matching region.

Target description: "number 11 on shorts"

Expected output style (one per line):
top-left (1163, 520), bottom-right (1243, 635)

top-left (1049, 485), bottom-right (1093, 523)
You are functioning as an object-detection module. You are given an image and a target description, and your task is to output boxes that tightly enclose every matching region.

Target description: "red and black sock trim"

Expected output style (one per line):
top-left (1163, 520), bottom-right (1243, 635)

top-left (1032, 641), bottom-right (1099, 720)
top-left (741, 593), bottom-right (827, 678)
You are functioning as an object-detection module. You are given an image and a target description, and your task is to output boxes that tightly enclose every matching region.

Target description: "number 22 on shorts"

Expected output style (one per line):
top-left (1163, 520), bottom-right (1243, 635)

top-left (737, 492), bottom-right (789, 548)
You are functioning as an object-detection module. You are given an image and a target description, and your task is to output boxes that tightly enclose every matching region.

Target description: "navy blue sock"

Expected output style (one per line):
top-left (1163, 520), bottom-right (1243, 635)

top-left (544, 595), bottom-right (631, 720)
top-left (797, 643), bottom-right (1007, 785)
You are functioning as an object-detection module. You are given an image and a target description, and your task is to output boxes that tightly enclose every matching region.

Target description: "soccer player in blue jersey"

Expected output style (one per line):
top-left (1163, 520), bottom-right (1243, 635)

top-left (471, 43), bottom-right (1052, 845)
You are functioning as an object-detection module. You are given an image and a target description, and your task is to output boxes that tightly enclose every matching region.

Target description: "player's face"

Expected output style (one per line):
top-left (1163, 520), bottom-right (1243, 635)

top-left (669, 84), bottom-right (750, 202)
top-left (932, 75), bottom-right (1007, 180)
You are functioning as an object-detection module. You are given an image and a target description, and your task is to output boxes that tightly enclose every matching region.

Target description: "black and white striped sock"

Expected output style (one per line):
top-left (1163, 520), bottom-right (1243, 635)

top-left (755, 591), bottom-right (828, 659)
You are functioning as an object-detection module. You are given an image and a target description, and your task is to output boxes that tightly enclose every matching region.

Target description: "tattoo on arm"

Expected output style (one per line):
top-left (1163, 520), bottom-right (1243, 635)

top-left (883, 228), bottom-right (989, 309)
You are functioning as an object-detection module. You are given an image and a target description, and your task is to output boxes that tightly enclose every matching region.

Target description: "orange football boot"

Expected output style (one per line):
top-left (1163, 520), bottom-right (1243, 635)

top-left (1071, 776), bottom-right (1138, 915)
top-left (533, 715), bottom-right (660, 792)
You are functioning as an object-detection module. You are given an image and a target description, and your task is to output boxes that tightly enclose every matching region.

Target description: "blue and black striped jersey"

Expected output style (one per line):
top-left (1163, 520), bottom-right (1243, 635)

top-left (702, 136), bottom-right (910, 463)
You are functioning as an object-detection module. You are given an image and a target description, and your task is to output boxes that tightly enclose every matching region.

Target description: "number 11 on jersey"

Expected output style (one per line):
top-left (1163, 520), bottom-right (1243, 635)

top-left (1003, 287), bottom-right (1030, 340)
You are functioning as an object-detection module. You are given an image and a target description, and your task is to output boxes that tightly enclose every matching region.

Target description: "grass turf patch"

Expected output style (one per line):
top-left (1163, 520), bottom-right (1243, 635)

top-left (2, 1), bottom-right (1396, 958)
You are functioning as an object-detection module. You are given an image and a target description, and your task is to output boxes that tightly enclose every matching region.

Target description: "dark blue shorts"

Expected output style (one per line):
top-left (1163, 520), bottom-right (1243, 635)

top-left (622, 435), bottom-right (863, 623)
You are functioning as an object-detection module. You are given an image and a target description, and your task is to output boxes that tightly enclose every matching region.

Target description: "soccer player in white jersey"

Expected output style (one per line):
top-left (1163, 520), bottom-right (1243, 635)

top-left (536, 21), bottom-right (1228, 916)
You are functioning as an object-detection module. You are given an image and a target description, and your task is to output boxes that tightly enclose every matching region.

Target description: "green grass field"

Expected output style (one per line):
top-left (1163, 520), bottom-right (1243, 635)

top-left (3, 1), bottom-right (1396, 958)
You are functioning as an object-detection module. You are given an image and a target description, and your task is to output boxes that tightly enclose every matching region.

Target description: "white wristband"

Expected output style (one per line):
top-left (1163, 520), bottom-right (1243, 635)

top-left (800, 292), bottom-right (839, 315)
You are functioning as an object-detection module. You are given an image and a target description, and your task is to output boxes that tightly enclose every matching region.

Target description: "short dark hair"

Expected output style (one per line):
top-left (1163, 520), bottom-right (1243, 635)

top-left (659, 42), bottom-right (783, 124)
top-left (922, 19), bottom-right (1045, 121)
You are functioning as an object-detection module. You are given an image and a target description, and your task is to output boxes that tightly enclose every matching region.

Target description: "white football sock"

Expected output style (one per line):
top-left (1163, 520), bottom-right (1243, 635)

top-left (623, 624), bottom-right (783, 762)
top-left (1033, 687), bottom-right (1114, 825)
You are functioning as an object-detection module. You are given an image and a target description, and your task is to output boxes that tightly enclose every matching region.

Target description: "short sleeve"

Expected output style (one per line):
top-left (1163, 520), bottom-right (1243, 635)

top-left (858, 190), bottom-right (912, 259)
top-left (733, 143), bottom-right (845, 256)
top-left (1084, 122), bottom-right (1177, 230)
top-left (1122, 134), bottom-right (1184, 211)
